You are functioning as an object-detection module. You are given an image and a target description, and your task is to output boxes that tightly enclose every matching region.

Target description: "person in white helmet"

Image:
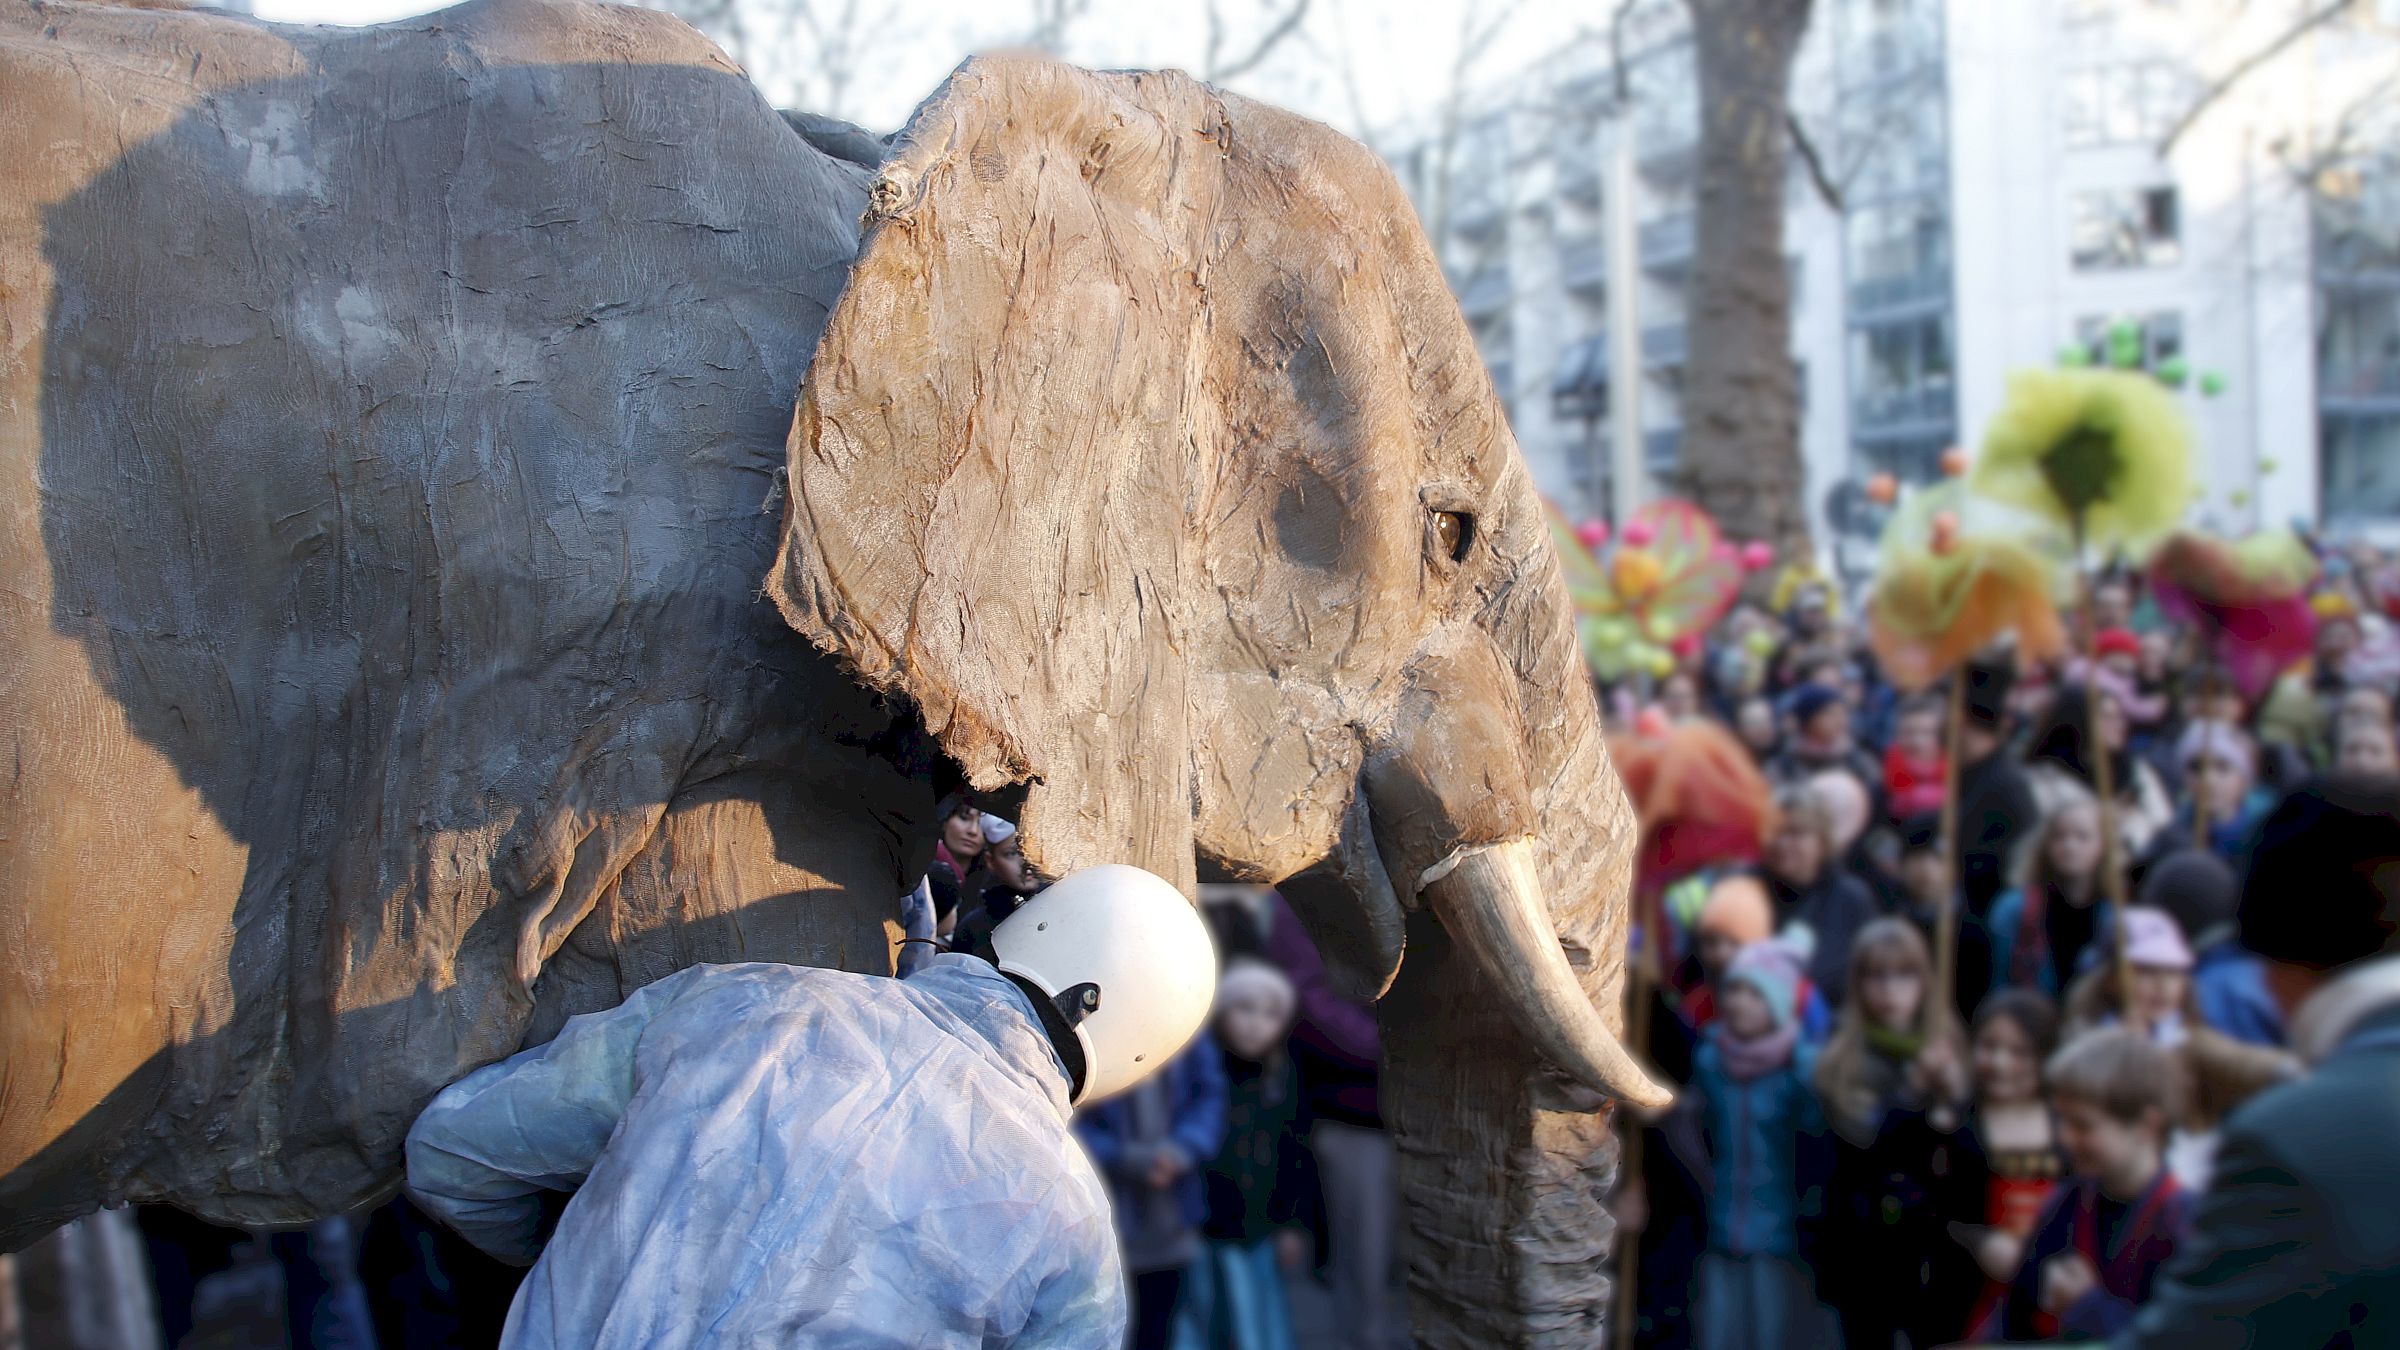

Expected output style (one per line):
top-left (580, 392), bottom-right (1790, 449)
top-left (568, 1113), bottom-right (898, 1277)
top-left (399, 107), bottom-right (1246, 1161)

top-left (402, 863), bottom-right (1219, 1348)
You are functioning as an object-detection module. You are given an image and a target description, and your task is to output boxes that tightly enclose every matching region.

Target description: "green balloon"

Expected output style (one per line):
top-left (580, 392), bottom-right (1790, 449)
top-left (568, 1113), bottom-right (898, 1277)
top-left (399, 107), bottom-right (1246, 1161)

top-left (2155, 356), bottom-right (2189, 388)
top-left (2057, 343), bottom-right (2092, 368)
top-left (2199, 371), bottom-right (2228, 396)
top-left (2107, 320), bottom-right (2144, 369)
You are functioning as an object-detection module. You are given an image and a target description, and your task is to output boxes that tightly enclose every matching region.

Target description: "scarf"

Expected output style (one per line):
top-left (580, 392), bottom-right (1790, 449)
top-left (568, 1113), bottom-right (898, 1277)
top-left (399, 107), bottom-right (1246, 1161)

top-left (1864, 1021), bottom-right (1925, 1063)
top-left (1715, 1019), bottom-right (1801, 1083)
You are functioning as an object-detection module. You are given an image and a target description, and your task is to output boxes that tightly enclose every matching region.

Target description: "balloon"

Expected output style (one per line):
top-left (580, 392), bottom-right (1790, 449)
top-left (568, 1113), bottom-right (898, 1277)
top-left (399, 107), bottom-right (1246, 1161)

top-left (2058, 343), bottom-right (2092, 368)
top-left (2107, 319), bottom-right (2143, 369)
top-left (1670, 632), bottom-right (1703, 659)
top-left (1709, 540), bottom-right (1738, 565)
top-left (2199, 371), bottom-right (2228, 396)
top-left (1593, 616), bottom-right (1633, 648)
top-left (1740, 540), bottom-right (1775, 571)
top-left (1929, 509), bottom-right (1960, 556)
top-left (1643, 647), bottom-right (1676, 678)
top-left (2155, 356), bottom-right (2189, 388)
top-left (1938, 446), bottom-right (1969, 477)
top-left (1575, 518), bottom-right (1611, 550)
top-left (1865, 472), bottom-right (1898, 505)
top-left (1743, 628), bottom-right (1778, 657)
top-left (1621, 519), bottom-right (1657, 548)
top-left (2258, 455), bottom-right (2280, 475)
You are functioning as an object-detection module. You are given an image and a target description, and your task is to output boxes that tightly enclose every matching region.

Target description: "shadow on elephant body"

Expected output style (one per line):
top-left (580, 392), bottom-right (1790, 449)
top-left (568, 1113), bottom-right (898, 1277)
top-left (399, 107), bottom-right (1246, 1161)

top-left (5, 3), bottom-right (926, 1246)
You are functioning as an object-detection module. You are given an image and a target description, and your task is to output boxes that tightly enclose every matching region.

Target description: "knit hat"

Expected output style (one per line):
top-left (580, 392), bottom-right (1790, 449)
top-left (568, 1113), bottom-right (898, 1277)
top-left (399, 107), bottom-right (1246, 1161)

top-left (1216, 957), bottom-right (1297, 1025)
top-left (1809, 769), bottom-right (1871, 853)
top-left (2176, 719), bottom-right (2256, 780)
top-left (2095, 627), bottom-right (2143, 660)
top-left (2138, 848), bottom-right (2240, 944)
top-left (1724, 940), bottom-right (1804, 1030)
top-left (1696, 874), bottom-right (1774, 946)
top-left (2240, 775), bottom-right (2400, 971)
top-left (2120, 906), bottom-right (2195, 971)
top-left (1788, 682), bottom-right (1844, 727)
top-left (979, 813), bottom-right (1018, 846)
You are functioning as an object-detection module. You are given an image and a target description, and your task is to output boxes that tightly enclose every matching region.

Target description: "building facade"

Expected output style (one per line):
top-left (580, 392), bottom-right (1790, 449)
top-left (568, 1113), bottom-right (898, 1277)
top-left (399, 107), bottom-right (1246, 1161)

top-left (1391, 0), bottom-right (2400, 561)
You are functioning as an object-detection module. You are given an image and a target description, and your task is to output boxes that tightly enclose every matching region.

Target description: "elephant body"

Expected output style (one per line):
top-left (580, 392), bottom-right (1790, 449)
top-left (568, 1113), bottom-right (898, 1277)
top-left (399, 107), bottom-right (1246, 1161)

top-left (2, 2), bottom-right (1648, 1342)
top-left (0, 0), bottom-right (923, 1240)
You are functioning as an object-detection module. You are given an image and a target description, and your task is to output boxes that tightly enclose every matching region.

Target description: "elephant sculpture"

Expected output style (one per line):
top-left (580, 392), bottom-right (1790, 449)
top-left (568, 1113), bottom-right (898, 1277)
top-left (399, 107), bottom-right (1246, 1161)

top-left (0, 0), bottom-right (1664, 1342)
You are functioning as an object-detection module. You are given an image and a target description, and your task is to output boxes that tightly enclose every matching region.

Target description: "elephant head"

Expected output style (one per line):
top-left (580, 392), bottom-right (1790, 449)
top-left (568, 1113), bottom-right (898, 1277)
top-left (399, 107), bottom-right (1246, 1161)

top-left (768, 56), bottom-right (1667, 1341)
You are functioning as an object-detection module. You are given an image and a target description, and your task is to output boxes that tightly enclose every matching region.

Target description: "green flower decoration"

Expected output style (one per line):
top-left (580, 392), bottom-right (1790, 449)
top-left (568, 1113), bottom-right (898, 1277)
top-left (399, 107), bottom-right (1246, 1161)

top-left (1972, 368), bottom-right (2195, 553)
top-left (2155, 356), bottom-right (2189, 388)
top-left (2106, 320), bottom-right (2144, 369)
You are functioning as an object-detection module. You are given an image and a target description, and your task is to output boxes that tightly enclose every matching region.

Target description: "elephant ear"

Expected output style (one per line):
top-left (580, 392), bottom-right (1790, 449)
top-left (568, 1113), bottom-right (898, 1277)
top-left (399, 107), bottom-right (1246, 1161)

top-left (768, 56), bottom-right (1226, 896)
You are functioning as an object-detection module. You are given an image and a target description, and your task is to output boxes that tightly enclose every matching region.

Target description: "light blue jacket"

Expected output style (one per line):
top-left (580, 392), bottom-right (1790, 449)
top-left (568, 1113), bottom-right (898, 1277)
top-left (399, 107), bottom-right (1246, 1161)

top-left (1691, 1037), bottom-right (1824, 1259)
top-left (405, 958), bottom-right (1123, 1349)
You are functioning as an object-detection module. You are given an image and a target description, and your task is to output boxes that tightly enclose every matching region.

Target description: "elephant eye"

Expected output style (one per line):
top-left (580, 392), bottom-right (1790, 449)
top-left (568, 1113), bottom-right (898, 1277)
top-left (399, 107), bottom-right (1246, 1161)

top-left (1431, 510), bottom-right (1473, 564)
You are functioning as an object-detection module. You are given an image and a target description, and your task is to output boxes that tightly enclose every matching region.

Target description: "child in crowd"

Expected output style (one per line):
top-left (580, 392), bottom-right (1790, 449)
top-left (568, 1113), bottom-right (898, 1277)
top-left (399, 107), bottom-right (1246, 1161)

top-left (1812, 919), bottom-right (1972, 1349)
top-left (1680, 876), bottom-right (1834, 1042)
top-left (1759, 786), bottom-right (1879, 1005)
top-left (1191, 960), bottom-right (1307, 1350)
top-left (1686, 940), bottom-right (1838, 1350)
top-left (1075, 1031), bottom-right (1230, 1350)
top-left (1882, 696), bottom-right (1948, 822)
top-left (1987, 792), bottom-right (2117, 997)
top-left (2058, 908), bottom-right (2296, 1189)
top-left (1891, 814), bottom-right (1994, 1021)
top-left (1984, 1029), bottom-right (2191, 1342)
top-left (898, 792), bottom-right (989, 975)
top-left (1946, 989), bottom-right (2069, 1335)
top-left (948, 815), bottom-right (1045, 962)
top-left (1735, 695), bottom-right (1782, 763)
top-left (2337, 718), bottom-right (2400, 777)
top-left (2175, 720), bottom-right (2274, 862)
top-left (2138, 850), bottom-right (2282, 1046)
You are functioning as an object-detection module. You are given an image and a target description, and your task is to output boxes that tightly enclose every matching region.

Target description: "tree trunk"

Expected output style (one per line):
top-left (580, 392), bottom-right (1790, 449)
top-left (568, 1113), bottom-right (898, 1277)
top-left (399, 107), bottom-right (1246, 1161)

top-left (1680, 0), bottom-right (1815, 574)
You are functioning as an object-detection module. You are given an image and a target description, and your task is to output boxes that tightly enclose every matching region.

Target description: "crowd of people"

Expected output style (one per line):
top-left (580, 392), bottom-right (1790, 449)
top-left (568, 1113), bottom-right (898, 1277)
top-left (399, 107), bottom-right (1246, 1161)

top-left (1614, 542), bottom-right (2400, 1348)
top-left (909, 540), bottom-right (2400, 1350)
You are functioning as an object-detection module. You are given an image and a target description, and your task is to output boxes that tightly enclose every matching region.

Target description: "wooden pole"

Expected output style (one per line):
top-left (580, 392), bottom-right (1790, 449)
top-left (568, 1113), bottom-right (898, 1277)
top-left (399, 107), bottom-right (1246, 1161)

top-left (1932, 672), bottom-right (1967, 1022)
top-left (2072, 521), bottom-right (2136, 1001)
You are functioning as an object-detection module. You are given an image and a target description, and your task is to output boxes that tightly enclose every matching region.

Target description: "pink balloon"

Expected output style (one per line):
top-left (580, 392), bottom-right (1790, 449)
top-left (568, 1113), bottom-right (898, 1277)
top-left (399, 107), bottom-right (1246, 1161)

top-left (1634, 706), bottom-right (1672, 738)
top-left (1740, 540), bottom-right (1775, 571)
top-left (1669, 632), bottom-right (1703, 659)
top-left (1575, 518), bottom-right (1611, 550)
top-left (1621, 519), bottom-right (1657, 548)
top-left (1709, 540), bottom-right (1737, 564)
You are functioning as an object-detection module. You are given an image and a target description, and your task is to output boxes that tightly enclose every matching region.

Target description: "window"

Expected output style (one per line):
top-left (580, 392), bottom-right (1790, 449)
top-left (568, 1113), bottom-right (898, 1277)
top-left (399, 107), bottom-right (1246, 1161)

top-left (1850, 313), bottom-right (1955, 428)
top-left (2323, 414), bottom-right (2400, 527)
top-left (1847, 193), bottom-right (1951, 308)
top-left (2062, 65), bottom-right (2190, 149)
top-left (2319, 288), bottom-right (2400, 400)
top-left (2316, 159), bottom-right (2400, 273)
top-left (2071, 186), bottom-right (2181, 270)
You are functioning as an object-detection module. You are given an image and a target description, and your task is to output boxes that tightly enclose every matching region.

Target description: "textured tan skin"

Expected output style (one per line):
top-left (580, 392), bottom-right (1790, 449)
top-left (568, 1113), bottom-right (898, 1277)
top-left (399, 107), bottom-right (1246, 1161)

top-left (0, 0), bottom-right (916, 1243)
top-left (768, 57), bottom-right (1640, 1345)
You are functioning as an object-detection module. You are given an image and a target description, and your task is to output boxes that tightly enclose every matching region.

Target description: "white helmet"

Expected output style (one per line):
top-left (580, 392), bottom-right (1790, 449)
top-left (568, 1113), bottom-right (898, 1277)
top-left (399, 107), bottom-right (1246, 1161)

top-left (989, 864), bottom-right (1219, 1106)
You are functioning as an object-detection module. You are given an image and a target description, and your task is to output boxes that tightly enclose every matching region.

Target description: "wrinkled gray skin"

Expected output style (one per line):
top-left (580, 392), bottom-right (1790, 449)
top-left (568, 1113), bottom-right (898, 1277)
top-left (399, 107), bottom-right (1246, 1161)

top-left (0, 2), bottom-right (1649, 1343)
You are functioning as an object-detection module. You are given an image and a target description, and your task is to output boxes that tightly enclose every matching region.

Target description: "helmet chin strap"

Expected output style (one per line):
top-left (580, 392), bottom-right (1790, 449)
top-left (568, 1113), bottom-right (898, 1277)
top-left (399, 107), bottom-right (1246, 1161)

top-left (1002, 971), bottom-right (1092, 1101)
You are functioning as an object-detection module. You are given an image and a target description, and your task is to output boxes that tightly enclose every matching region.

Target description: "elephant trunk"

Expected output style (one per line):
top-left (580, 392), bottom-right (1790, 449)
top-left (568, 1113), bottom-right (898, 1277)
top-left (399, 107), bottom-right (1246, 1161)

top-left (1363, 630), bottom-right (1668, 1110)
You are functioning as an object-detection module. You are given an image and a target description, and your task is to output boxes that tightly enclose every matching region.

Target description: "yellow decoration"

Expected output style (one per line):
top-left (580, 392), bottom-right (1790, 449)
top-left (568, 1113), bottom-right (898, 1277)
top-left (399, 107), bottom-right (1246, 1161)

top-left (1867, 482), bottom-right (2072, 693)
top-left (1613, 547), bottom-right (1665, 602)
top-left (1972, 368), bottom-right (2195, 555)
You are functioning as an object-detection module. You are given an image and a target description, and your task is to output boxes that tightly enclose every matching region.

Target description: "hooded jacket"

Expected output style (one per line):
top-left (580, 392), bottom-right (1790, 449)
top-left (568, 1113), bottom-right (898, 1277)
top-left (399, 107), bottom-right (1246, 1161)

top-left (405, 959), bottom-right (1121, 1348)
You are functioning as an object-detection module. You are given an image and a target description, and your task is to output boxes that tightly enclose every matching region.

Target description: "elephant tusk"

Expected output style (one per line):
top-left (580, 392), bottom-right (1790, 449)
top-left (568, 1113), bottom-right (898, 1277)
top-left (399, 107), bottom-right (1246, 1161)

top-left (1422, 838), bottom-right (1675, 1110)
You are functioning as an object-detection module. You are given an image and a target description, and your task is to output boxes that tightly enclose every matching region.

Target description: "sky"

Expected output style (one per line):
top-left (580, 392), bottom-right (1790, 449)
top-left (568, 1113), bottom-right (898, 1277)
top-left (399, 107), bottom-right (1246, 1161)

top-left (241, 0), bottom-right (1597, 141)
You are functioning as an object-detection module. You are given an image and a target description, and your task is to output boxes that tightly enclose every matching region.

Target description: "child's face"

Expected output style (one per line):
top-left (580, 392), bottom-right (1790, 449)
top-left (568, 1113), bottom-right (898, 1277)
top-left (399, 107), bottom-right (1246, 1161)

top-left (1857, 955), bottom-right (1926, 1032)
top-left (2046, 806), bottom-right (2104, 882)
top-left (1764, 819), bottom-right (1827, 886)
top-left (1895, 710), bottom-right (1940, 760)
top-left (1218, 990), bottom-right (1290, 1061)
top-left (1972, 1016), bottom-right (2041, 1106)
top-left (2056, 1095), bottom-right (2161, 1187)
top-left (1720, 982), bottom-right (1777, 1041)
top-left (2338, 726), bottom-right (2400, 777)
top-left (1899, 849), bottom-right (1947, 904)
top-left (1737, 699), bottom-right (1778, 749)
top-left (987, 835), bottom-right (1036, 892)
top-left (1697, 929), bottom-right (1744, 980)
top-left (1662, 674), bottom-right (1700, 718)
top-left (2188, 753), bottom-right (2251, 815)
top-left (2127, 964), bottom-right (2189, 1030)
top-left (1803, 701), bottom-right (1850, 744)
top-left (2339, 686), bottom-right (2395, 730)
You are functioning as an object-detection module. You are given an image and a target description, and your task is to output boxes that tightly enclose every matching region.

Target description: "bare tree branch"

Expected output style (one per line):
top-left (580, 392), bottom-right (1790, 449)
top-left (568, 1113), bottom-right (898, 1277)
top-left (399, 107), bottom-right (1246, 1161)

top-left (2157, 0), bottom-right (2360, 157)
top-left (1787, 109), bottom-right (1842, 211)
top-left (1206, 0), bottom-right (1314, 83)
